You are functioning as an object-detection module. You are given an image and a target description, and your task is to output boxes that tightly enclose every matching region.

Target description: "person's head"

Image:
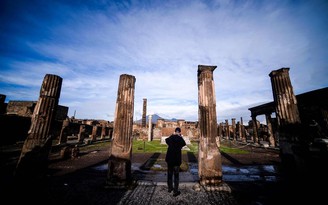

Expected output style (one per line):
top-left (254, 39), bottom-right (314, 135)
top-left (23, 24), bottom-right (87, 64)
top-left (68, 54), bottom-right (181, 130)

top-left (175, 127), bottom-right (181, 134)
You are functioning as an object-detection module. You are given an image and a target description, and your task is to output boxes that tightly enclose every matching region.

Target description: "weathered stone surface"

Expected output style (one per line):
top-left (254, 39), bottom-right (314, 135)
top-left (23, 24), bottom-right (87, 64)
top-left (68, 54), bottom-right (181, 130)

top-left (197, 65), bottom-right (223, 187)
top-left (107, 74), bottom-right (136, 185)
top-left (269, 68), bottom-right (302, 169)
top-left (142, 98), bottom-right (147, 127)
top-left (58, 117), bottom-right (70, 144)
top-left (15, 74), bottom-right (62, 180)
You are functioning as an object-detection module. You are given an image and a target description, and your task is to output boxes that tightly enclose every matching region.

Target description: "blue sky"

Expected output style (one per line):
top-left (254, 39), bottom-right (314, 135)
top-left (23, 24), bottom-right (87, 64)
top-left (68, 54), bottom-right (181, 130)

top-left (1, 0), bottom-right (327, 124)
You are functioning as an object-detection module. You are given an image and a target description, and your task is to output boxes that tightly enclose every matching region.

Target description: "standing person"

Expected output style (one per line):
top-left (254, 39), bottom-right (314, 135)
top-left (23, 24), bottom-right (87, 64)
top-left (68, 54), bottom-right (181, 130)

top-left (165, 127), bottom-right (186, 197)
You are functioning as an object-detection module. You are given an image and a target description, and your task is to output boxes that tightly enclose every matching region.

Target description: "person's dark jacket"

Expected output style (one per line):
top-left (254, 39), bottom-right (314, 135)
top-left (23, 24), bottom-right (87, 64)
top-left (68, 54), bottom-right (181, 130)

top-left (165, 134), bottom-right (186, 166)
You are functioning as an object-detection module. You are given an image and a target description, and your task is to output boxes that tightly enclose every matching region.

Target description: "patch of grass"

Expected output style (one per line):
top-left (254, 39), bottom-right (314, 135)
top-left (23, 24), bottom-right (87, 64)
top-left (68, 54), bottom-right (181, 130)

top-left (219, 146), bottom-right (249, 154)
top-left (78, 141), bottom-right (111, 152)
top-left (77, 139), bottom-right (249, 155)
top-left (133, 140), bottom-right (168, 153)
top-left (132, 140), bottom-right (199, 154)
top-left (183, 142), bottom-right (198, 154)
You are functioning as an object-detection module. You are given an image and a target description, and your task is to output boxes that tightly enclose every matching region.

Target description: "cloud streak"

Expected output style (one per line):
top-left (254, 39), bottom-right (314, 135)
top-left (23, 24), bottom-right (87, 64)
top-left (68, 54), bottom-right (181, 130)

top-left (1, 0), bottom-right (327, 124)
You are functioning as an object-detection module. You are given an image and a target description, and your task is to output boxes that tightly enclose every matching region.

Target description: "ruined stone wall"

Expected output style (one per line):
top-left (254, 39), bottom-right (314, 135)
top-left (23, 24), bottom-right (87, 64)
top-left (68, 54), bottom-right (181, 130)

top-left (6, 100), bottom-right (68, 121)
top-left (133, 119), bottom-right (199, 141)
top-left (6, 101), bottom-right (36, 117)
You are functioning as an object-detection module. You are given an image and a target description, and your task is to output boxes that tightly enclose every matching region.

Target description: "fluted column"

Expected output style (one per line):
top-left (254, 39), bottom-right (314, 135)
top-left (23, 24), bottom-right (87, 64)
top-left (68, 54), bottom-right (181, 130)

top-left (15, 74), bottom-right (62, 179)
top-left (269, 68), bottom-right (300, 125)
top-left (269, 68), bottom-right (302, 170)
top-left (107, 74), bottom-right (136, 185)
top-left (142, 98), bottom-right (147, 127)
top-left (197, 65), bottom-right (222, 187)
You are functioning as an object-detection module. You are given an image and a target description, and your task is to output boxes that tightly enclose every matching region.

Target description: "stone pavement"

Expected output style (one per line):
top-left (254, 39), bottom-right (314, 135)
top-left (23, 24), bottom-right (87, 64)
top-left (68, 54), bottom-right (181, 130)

top-left (115, 181), bottom-right (237, 205)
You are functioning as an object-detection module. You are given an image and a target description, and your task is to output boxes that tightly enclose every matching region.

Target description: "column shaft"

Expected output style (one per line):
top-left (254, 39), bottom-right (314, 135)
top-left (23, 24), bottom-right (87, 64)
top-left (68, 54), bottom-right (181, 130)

top-left (197, 65), bottom-right (222, 186)
top-left (107, 74), bottom-right (136, 185)
top-left (15, 74), bottom-right (62, 179)
top-left (142, 98), bottom-right (147, 127)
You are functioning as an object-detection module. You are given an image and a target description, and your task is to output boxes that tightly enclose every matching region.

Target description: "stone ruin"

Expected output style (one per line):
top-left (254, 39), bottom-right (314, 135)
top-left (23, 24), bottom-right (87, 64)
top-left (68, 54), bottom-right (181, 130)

top-left (1, 64), bottom-right (326, 192)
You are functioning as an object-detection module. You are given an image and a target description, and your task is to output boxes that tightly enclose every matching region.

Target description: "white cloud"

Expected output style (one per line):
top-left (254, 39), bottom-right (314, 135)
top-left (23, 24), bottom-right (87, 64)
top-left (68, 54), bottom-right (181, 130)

top-left (1, 0), bottom-right (327, 124)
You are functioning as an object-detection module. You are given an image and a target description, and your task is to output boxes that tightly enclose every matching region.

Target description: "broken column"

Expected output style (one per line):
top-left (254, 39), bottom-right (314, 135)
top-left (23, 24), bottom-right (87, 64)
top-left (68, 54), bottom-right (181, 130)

top-left (78, 124), bottom-right (86, 143)
top-left (197, 65), bottom-right (223, 188)
top-left (58, 117), bottom-right (70, 144)
top-left (269, 68), bottom-right (302, 169)
top-left (15, 74), bottom-right (62, 180)
top-left (270, 68), bottom-right (301, 125)
top-left (107, 74), bottom-right (136, 186)
top-left (142, 98), bottom-right (147, 127)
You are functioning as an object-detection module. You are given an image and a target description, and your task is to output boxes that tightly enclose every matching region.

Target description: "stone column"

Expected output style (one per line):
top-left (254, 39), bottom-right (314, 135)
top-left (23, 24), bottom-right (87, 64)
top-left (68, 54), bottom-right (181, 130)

top-left (148, 114), bottom-right (152, 141)
top-left (269, 68), bottom-right (301, 125)
top-left (107, 74), bottom-right (136, 186)
top-left (58, 117), bottom-right (70, 144)
top-left (101, 125), bottom-right (106, 140)
top-left (91, 125), bottom-right (97, 141)
top-left (251, 116), bottom-right (259, 144)
top-left (269, 68), bottom-right (302, 169)
top-left (142, 98), bottom-right (147, 127)
top-left (225, 119), bottom-right (230, 139)
top-left (236, 122), bottom-right (240, 140)
top-left (240, 117), bottom-right (246, 142)
top-left (197, 65), bottom-right (223, 188)
top-left (218, 123), bottom-right (223, 138)
top-left (78, 125), bottom-right (86, 143)
top-left (15, 74), bottom-right (62, 180)
top-left (265, 114), bottom-right (275, 147)
top-left (231, 118), bottom-right (236, 141)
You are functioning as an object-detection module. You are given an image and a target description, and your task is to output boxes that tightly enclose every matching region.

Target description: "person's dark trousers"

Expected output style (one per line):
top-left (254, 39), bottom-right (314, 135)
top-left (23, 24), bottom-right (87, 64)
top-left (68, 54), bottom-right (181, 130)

top-left (167, 164), bottom-right (180, 193)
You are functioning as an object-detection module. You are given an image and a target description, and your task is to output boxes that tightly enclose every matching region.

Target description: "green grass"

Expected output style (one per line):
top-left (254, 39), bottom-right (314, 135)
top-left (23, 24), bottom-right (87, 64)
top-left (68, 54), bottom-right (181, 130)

top-left (78, 140), bottom-right (111, 152)
top-left (219, 146), bottom-right (249, 154)
top-left (132, 139), bottom-right (198, 154)
top-left (74, 139), bottom-right (249, 155)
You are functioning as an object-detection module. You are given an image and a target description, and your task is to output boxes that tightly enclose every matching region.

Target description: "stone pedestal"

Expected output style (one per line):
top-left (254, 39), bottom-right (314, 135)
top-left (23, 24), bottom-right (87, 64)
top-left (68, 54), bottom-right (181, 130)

top-left (107, 157), bottom-right (132, 187)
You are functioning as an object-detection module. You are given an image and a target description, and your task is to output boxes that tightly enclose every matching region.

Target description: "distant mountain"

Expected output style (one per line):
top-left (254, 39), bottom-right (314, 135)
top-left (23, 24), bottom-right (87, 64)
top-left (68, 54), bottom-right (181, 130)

top-left (135, 113), bottom-right (177, 124)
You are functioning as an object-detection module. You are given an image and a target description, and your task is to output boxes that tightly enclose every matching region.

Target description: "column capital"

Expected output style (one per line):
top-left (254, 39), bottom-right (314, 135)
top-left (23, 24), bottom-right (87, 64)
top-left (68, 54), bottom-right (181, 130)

top-left (269, 67), bottom-right (290, 77)
top-left (198, 65), bottom-right (217, 73)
